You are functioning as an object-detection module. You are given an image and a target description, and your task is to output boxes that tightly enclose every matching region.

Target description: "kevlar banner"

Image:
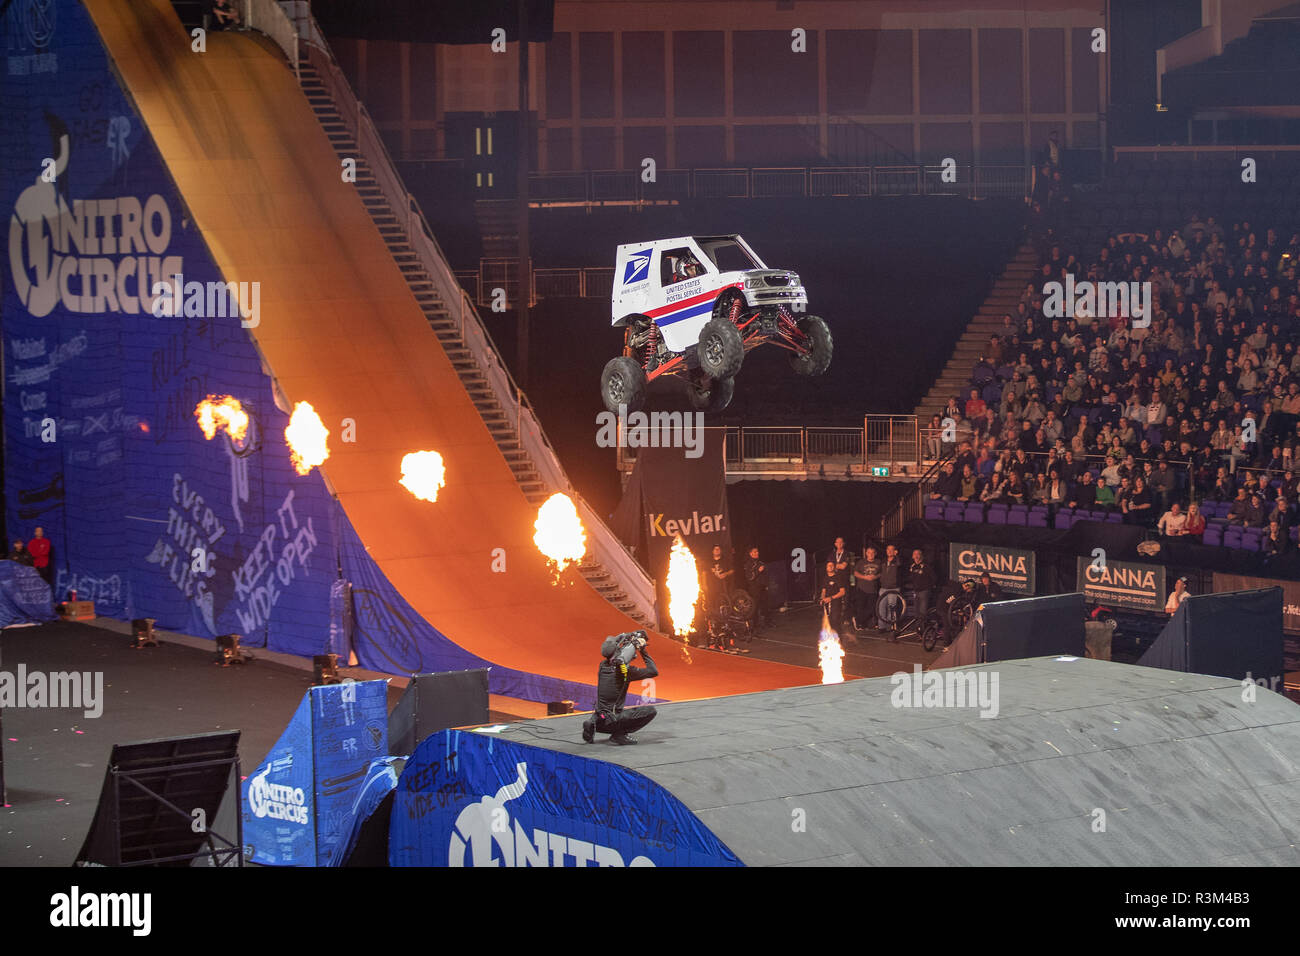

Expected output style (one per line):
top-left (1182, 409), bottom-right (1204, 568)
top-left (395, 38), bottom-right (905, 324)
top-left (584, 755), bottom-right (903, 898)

top-left (611, 428), bottom-right (732, 625)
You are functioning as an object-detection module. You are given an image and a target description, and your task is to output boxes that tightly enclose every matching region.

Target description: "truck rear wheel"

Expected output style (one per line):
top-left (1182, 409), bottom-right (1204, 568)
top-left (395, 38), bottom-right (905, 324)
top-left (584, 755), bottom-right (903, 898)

top-left (687, 375), bottom-right (734, 413)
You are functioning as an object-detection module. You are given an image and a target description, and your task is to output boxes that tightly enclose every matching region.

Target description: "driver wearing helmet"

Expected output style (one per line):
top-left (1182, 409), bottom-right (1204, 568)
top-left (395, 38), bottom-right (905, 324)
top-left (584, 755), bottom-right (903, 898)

top-left (674, 252), bottom-right (704, 282)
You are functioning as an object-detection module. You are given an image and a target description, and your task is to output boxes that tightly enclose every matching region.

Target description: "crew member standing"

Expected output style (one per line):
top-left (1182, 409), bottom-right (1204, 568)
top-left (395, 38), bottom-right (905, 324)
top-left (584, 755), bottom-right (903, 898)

top-left (704, 544), bottom-right (734, 613)
top-left (743, 546), bottom-right (773, 630)
top-left (830, 536), bottom-right (854, 588)
top-left (819, 560), bottom-right (853, 642)
top-left (27, 527), bottom-right (51, 585)
top-left (907, 549), bottom-right (938, 622)
top-left (852, 545), bottom-right (882, 630)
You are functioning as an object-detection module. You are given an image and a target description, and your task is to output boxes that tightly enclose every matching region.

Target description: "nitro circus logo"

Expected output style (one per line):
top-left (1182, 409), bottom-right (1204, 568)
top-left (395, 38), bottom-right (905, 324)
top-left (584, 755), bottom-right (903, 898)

top-left (247, 767), bottom-right (309, 825)
top-left (448, 762), bottom-right (655, 867)
top-left (8, 127), bottom-right (183, 317)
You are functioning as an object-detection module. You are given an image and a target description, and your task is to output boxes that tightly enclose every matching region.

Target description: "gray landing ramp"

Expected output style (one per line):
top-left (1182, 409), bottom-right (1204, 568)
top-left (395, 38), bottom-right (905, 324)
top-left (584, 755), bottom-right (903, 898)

top-left (486, 657), bottom-right (1300, 866)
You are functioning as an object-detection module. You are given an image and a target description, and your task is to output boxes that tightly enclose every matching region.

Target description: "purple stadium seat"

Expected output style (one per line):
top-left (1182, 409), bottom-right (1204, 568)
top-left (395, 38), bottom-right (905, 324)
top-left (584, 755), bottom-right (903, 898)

top-left (1203, 526), bottom-right (1222, 546)
top-left (1241, 532), bottom-right (1263, 552)
top-left (1223, 528), bottom-right (1243, 549)
top-left (924, 501), bottom-right (944, 521)
top-left (1028, 511), bottom-right (1049, 528)
top-left (1105, 513), bottom-right (1122, 523)
top-left (1006, 509), bottom-right (1027, 527)
top-left (1290, 525), bottom-right (1300, 542)
top-left (987, 508), bottom-right (1008, 525)
top-left (1055, 511), bottom-right (1074, 530)
top-left (964, 502), bottom-right (985, 522)
top-left (1200, 501), bottom-right (1218, 518)
top-left (943, 504), bottom-right (965, 522)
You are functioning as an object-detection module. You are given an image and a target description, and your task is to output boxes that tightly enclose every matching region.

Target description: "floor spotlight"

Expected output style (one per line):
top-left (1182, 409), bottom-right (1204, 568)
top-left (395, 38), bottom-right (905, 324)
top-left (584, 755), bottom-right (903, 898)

top-left (130, 618), bottom-right (158, 649)
top-left (215, 634), bottom-right (251, 666)
top-left (313, 654), bottom-right (341, 685)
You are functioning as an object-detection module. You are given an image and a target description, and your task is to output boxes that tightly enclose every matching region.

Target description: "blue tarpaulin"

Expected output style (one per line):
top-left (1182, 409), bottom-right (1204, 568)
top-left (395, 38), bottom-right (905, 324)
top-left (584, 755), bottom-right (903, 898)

top-left (389, 729), bottom-right (742, 867)
top-left (327, 756), bottom-right (402, 867)
top-left (242, 679), bottom-right (390, 866)
top-left (0, 563), bottom-right (56, 627)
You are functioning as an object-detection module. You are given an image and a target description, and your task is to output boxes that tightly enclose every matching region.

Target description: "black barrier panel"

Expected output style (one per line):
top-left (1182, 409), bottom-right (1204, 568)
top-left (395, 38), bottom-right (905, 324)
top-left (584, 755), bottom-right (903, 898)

top-left (977, 592), bottom-right (1086, 662)
top-left (1140, 588), bottom-right (1285, 687)
top-left (76, 731), bottom-right (241, 867)
top-left (389, 669), bottom-right (490, 756)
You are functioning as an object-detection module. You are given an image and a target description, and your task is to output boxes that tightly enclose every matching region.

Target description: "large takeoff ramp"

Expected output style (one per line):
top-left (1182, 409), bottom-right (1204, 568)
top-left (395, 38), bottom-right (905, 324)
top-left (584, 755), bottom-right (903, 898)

top-left (394, 657), bottom-right (1300, 866)
top-left (79, 0), bottom-right (818, 702)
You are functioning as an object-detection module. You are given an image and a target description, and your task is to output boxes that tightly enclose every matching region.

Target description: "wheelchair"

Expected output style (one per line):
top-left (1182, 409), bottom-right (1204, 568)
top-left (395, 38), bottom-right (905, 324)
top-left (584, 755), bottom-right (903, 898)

top-left (875, 589), bottom-right (944, 648)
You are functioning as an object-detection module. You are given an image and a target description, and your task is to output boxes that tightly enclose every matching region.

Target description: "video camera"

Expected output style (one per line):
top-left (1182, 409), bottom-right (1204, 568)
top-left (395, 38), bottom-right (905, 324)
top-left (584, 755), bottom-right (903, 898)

top-left (606, 629), bottom-right (648, 666)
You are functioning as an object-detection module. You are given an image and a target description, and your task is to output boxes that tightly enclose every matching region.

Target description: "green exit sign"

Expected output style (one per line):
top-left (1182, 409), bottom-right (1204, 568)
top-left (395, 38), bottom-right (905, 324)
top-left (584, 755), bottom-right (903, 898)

top-left (872, 466), bottom-right (890, 477)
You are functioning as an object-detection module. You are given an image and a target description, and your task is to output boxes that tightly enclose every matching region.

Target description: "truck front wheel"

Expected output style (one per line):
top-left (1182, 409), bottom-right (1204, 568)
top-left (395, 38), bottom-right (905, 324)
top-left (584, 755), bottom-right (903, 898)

top-left (698, 316), bottom-right (744, 379)
top-left (601, 356), bottom-right (647, 414)
top-left (790, 315), bottom-right (832, 376)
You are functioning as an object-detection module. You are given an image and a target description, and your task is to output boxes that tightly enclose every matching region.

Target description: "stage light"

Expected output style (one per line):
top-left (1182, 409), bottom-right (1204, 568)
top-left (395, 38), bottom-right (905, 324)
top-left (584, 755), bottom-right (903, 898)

top-left (215, 634), bottom-right (251, 666)
top-left (313, 654), bottom-right (341, 685)
top-left (547, 700), bottom-right (575, 715)
top-left (130, 618), bottom-right (158, 650)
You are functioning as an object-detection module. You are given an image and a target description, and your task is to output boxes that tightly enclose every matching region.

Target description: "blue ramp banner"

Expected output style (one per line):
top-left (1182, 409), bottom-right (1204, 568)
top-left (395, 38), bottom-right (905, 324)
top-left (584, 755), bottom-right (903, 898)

top-left (389, 729), bottom-right (742, 867)
top-left (243, 679), bottom-right (389, 865)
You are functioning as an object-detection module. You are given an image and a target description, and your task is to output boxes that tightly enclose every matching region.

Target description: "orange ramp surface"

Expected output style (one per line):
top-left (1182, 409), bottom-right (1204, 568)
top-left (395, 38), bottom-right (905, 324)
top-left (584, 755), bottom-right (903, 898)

top-left (85, 0), bottom-right (820, 701)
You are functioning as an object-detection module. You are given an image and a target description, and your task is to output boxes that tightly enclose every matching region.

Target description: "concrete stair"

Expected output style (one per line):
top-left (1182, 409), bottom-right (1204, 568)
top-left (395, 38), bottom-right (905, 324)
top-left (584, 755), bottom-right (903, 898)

top-left (294, 62), bottom-right (653, 629)
top-left (912, 243), bottom-right (1038, 422)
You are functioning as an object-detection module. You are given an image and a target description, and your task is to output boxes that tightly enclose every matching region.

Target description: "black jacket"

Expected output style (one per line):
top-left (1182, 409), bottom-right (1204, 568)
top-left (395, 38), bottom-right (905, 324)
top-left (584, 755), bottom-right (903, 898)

top-left (594, 649), bottom-right (658, 717)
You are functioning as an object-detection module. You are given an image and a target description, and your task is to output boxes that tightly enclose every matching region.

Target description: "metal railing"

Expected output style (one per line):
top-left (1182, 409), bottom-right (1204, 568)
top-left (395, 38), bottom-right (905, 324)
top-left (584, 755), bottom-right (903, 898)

top-left (614, 416), bottom-right (922, 479)
top-left (530, 164), bottom-right (1029, 204)
top-left (1113, 145), bottom-right (1300, 163)
top-left (878, 454), bottom-right (951, 542)
top-left (248, 1), bottom-right (658, 622)
top-left (461, 260), bottom-right (616, 307)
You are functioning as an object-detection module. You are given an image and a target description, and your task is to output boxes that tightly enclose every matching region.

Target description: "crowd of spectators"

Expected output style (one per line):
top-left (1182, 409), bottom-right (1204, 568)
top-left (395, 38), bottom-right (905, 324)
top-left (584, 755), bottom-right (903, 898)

top-left (926, 208), bottom-right (1300, 554)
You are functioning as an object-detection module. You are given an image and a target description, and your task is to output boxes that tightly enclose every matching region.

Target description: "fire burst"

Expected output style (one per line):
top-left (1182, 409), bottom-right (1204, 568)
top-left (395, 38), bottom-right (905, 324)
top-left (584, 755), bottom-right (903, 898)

top-left (666, 537), bottom-right (700, 660)
top-left (399, 450), bottom-right (446, 502)
top-left (532, 493), bottom-right (586, 579)
top-left (285, 402), bottom-right (330, 475)
top-left (194, 395), bottom-right (249, 442)
top-left (818, 611), bottom-right (845, 685)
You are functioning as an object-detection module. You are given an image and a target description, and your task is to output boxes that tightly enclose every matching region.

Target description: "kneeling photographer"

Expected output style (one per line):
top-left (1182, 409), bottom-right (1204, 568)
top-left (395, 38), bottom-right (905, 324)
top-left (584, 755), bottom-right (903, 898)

top-left (582, 630), bottom-right (659, 745)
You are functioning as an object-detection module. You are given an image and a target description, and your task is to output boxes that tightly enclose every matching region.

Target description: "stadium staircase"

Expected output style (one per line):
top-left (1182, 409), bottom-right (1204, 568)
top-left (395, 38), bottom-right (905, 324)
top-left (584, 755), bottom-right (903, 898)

top-left (912, 242), bottom-right (1038, 422)
top-left (246, 4), bottom-right (654, 628)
